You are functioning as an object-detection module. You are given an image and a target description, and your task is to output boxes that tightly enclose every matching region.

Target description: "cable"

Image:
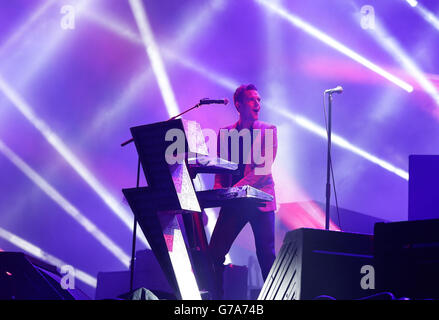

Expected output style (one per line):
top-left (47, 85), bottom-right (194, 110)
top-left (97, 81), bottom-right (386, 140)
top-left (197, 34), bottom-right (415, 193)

top-left (322, 91), bottom-right (342, 231)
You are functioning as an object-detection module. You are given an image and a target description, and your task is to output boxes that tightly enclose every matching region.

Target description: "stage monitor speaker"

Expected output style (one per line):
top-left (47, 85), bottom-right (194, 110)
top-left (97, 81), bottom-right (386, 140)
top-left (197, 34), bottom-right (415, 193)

top-left (408, 155), bottom-right (439, 221)
top-left (258, 228), bottom-right (375, 300)
top-left (0, 252), bottom-right (89, 300)
top-left (374, 219), bottom-right (439, 299)
top-left (223, 264), bottom-right (248, 300)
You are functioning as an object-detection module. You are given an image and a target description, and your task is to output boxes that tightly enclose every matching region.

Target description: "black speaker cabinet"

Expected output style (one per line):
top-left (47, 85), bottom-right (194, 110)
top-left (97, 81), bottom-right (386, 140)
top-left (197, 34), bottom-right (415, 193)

top-left (0, 252), bottom-right (89, 300)
top-left (374, 219), bottom-right (439, 299)
top-left (258, 228), bottom-right (375, 300)
top-left (408, 155), bottom-right (439, 221)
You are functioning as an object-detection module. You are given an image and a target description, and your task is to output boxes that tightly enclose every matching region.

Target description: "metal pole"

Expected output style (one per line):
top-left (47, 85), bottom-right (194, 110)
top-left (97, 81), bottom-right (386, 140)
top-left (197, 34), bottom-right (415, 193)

top-left (325, 93), bottom-right (333, 230)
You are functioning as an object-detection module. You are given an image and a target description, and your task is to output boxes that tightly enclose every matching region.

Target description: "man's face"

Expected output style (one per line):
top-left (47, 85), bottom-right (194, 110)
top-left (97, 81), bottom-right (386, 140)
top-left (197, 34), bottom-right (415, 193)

top-left (237, 89), bottom-right (261, 121)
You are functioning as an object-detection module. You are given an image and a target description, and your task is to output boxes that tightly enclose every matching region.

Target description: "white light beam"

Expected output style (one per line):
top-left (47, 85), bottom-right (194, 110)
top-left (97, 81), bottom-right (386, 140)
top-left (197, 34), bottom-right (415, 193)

top-left (0, 74), bottom-right (148, 248)
top-left (255, 0), bottom-right (414, 93)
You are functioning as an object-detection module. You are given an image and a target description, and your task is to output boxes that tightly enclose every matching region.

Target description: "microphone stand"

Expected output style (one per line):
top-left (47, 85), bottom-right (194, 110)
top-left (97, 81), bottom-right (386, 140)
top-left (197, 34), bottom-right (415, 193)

top-left (325, 92), bottom-right (333, 231)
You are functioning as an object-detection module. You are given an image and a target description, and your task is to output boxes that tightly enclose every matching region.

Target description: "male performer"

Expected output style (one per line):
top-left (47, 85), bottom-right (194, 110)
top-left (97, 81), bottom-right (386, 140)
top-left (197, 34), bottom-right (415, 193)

top-left (209, 84), bottom-right (277, 299)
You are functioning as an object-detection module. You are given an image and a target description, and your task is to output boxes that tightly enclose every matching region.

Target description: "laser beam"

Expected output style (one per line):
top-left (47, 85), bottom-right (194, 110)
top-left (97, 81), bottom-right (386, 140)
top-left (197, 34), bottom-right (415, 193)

top-left (128, 0), bottom-right (180, 117)
top-left (255, 0), bottom-right (414, 93)
top-left (274, 108), bottom-right (409, 180)
top-left (161, 56), bottom-right (409, 181)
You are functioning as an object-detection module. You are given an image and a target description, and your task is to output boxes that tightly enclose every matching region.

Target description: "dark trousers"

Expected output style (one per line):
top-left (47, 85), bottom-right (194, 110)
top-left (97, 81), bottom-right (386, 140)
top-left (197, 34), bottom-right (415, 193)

top-left (208, 205), bottom-right (275, 299)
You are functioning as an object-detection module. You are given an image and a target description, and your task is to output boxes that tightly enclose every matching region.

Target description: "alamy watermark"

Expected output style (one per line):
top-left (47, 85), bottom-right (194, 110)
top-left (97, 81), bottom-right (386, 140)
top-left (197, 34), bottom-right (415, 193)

top-left (60, 265), bottom-right (75, 290)
top-left (164, 128), bottom-right (276, 175)
top-left (60, 5), bottom-right (76, 30)
top-left (360, 264), bottom-right (375, 290)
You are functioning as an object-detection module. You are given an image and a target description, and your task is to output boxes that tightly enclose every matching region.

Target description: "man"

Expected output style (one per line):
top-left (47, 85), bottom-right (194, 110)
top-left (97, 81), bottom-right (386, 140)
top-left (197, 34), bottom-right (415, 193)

top-left (209, 84), bottom-right (277, 299)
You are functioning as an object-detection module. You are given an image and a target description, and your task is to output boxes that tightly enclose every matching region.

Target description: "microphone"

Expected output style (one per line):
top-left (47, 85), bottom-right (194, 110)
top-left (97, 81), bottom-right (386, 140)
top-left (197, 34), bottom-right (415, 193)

top-left (324, 86), bottom-right (343, 94)
top-left (199, 98), bottom-right (229, 105)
